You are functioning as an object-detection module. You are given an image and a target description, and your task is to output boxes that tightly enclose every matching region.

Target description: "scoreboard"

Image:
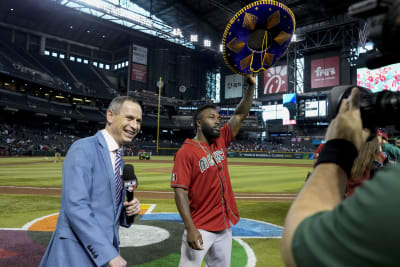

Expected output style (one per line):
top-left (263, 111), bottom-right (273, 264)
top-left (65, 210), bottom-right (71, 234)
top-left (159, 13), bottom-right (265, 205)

top-left (304, 100), bottom-right (327, 118)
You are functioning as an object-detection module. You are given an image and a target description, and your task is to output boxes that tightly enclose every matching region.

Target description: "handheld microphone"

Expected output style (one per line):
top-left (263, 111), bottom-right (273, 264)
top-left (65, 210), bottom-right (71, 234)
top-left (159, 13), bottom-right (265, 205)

top-left (122, 164), bottom-right (138, 224)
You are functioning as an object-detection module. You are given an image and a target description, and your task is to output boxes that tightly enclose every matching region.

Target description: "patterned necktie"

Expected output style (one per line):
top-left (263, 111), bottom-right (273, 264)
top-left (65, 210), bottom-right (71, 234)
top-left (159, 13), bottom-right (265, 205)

top-left (115, 148), bottom-right (123, 209)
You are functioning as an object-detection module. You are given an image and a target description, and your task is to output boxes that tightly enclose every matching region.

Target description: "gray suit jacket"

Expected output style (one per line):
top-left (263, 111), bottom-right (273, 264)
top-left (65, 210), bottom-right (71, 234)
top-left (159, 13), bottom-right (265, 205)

top-left (39, 132), bottom-right (131, 267)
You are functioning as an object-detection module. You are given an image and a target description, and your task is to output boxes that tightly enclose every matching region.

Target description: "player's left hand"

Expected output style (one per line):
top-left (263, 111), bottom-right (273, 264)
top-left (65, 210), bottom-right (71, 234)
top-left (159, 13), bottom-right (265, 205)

top-left (124, 197), bottom-right (140, 216)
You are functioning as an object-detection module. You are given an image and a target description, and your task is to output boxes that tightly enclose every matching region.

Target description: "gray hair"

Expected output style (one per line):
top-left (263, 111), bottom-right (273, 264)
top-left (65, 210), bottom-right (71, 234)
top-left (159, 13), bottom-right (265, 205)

top-left (107, 96), bottom-right (139, 115)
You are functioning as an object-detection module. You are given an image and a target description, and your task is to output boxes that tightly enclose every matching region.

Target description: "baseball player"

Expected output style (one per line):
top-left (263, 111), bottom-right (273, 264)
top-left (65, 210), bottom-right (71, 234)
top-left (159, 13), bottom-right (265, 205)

top-left (171, 75), bottom-right (256, 267)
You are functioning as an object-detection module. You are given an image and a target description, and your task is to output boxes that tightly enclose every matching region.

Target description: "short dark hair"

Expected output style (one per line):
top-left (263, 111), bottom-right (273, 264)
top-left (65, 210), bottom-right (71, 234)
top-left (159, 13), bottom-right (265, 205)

top-left (107, 96), bottom-right (140, 115)
top-left (193, 104), bottom-right (217, 132)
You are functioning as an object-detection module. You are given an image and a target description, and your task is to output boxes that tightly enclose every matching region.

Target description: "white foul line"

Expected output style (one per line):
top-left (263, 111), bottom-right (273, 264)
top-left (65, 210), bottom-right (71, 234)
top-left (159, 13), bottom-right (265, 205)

top-left (234, 237), bottom-right (257, 267)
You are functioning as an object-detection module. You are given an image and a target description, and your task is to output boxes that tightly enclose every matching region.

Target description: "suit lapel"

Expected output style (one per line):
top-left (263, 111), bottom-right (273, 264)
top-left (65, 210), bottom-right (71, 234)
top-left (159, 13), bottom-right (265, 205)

top-left (96, 132), bottom-right (117, 216)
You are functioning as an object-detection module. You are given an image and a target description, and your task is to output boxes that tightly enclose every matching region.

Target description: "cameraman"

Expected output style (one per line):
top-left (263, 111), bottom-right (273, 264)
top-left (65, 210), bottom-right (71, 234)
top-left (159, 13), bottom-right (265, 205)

top-left (281, 87), bottom-right (400, 266)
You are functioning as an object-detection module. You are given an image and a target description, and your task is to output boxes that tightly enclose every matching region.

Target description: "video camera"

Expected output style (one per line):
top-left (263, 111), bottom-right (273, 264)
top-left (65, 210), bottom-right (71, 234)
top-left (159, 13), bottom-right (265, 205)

top-left (328, 0), bottom-right (400, 131)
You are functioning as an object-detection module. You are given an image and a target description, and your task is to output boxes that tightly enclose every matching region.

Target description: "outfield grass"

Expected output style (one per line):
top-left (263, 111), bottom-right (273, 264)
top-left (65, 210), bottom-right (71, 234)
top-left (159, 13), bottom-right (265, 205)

top-left (0, 156), bottom-right (312, 193)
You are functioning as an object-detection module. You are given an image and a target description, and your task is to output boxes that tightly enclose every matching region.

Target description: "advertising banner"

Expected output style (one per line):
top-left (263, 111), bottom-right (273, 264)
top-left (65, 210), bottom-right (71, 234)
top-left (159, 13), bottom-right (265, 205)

top-left (225, 74), bottom-right (243, 99)
top-left (311, 56), bottom-right (340, 88)
top-left (131, 63), bottom-right (147, 83)
top-left (263, 65), bottom-right (287, 94)
top-left (226, 151), bottom-right (306, 159)
top-left (132, 45), bottom-right (148, 65)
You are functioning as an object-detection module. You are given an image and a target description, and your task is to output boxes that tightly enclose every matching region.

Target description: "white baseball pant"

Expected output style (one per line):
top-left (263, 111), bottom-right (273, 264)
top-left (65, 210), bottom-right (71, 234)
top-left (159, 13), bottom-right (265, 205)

top-left (178, 227), bottom-right (232, 267)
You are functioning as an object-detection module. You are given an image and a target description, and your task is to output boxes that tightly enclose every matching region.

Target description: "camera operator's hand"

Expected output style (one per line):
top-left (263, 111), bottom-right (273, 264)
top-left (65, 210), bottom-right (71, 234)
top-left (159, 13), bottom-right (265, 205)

top-left (325, 87), bottom-right (369, 151)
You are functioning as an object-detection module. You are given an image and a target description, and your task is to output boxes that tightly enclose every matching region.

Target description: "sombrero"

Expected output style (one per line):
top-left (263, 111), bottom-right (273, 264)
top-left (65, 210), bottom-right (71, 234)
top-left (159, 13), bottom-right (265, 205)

top-left (222, 0), bottom-right (296, 75)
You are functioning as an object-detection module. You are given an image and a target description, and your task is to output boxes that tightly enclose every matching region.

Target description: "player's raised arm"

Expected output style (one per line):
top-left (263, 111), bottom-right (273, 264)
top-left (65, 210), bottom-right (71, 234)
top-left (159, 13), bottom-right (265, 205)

top-left (229, 75), bottom-right (256, 137)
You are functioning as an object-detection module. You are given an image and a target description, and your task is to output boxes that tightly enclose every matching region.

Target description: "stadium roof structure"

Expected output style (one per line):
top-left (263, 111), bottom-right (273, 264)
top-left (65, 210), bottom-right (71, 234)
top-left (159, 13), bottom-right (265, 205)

top-left (0, 0), bottom-right (361, 53)
top-left (133, 0), bottom-right (361, 49)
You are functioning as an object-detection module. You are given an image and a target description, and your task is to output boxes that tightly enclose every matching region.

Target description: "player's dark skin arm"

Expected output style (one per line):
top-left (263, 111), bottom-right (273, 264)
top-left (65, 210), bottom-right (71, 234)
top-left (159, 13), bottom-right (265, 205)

top-left (229, 75), bottom-right (256, 137)
top-left (174, 188), bottom-right (204, 250)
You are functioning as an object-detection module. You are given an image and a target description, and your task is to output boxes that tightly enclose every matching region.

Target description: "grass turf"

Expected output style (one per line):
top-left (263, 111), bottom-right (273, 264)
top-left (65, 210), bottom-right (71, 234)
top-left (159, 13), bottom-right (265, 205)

top-left (0, 156), bottom-right (299, 266)
top-left (0, 156), bottom-right (311, 192)
top-left (0, 194), bottom-right (290, 266)
top-left (0, 194), bottom-right (61, 228)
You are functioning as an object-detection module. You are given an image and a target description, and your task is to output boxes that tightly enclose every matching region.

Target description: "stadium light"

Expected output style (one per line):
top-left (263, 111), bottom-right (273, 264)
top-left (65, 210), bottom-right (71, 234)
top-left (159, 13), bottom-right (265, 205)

top-left (204, 39), bottom-right (211, 47)
top-left (190, 34), bottom-right (198, 42)
top-left (219, 44), bottom-right (223, 52)
top-left (172, 28), bottom-right (183, 38)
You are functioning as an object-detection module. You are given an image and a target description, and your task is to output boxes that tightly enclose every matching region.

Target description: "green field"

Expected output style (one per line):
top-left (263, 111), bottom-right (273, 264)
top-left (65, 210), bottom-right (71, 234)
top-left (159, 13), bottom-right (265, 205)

top-left (0, 156), bottom-right (312, 192)
top-left (0, 156), bottom-right (311, 266)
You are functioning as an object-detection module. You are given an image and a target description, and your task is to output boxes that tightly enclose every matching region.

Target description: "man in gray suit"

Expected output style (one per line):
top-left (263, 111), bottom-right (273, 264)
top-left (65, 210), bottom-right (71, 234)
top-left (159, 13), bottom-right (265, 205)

top-left (40, 96), bottom-right (142, 267)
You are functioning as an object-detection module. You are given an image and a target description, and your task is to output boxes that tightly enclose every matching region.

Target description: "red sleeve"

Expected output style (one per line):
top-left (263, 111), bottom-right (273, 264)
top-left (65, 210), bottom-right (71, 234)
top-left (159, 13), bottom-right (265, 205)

top-left (170, 147), bottom-right (192, 190)
top-left (220, 122), bottom-right (235, 147)
top-left (314, 143), bottom-right (324, 159)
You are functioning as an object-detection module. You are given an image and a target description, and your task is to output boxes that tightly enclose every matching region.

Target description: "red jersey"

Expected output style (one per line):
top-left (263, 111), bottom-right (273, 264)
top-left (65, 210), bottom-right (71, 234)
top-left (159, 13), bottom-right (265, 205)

top-left (314, 143), bottom-right (325, 159)
top-left (171, 123), bottom-right (240, 231)
top-left (345, 168), bottom-right (371, 197)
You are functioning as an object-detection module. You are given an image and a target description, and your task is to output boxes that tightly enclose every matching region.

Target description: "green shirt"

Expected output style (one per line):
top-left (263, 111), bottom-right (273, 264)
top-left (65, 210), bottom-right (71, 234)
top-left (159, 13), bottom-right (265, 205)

top-left (292, 164), bottom-right (400, 266)
top-left (382, 142), bottom-right (400, 162)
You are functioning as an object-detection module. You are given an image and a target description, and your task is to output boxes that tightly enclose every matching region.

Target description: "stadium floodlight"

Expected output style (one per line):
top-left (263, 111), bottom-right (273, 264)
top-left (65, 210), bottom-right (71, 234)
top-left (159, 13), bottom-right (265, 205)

top-left (190, 34), bottom-right (198, 42)
top-left (204, 39), bottom-right (211, 47)
top-left (172, 28), bottom-right (183, 38)
top-left (219, 44), bottom-right (223, 52)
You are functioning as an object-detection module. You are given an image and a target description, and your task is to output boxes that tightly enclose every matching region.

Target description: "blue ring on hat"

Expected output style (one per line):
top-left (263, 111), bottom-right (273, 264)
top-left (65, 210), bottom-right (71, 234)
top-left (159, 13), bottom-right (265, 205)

top-left (222, 0), bottom-right (296, 75)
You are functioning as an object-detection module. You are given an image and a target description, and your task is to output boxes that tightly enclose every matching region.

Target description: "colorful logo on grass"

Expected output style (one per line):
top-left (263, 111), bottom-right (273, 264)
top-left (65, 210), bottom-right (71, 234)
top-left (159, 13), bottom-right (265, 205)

top-left (2, 204), bottom-right (283, 267)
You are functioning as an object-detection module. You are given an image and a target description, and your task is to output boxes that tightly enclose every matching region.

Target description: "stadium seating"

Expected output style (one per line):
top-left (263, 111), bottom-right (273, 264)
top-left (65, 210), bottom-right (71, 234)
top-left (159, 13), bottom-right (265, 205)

top-left (64, 61), bottom-right (113, 98)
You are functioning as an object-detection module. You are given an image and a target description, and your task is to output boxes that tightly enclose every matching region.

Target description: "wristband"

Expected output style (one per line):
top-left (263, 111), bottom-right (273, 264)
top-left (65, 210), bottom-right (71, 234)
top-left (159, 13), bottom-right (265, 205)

top-left (315, 139), bottom-right (358, 178)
